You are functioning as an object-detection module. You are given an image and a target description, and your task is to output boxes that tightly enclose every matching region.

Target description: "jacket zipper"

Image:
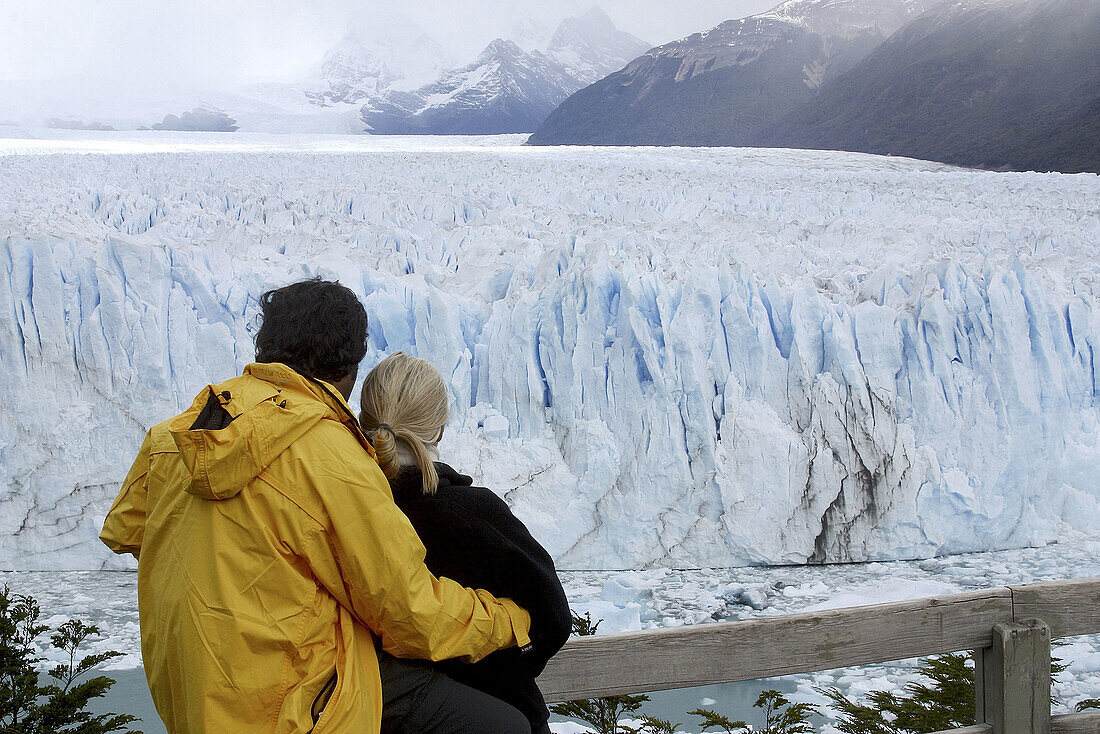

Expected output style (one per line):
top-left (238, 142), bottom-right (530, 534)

top-left (309, 671), bottom-right (338, 728)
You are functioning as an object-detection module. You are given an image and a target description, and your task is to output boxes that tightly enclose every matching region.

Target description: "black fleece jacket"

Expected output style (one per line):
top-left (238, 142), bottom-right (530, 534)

top-left (389, 462), bottom-right (571, 728)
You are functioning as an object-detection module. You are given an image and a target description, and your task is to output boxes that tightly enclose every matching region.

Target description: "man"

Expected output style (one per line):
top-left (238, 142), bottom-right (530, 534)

top-left (100, 279), bottom-right (532, 733)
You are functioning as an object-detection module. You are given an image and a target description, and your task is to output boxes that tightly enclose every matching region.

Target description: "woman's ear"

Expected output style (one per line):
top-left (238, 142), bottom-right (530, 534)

top-left (437, 426), bottom-right (445, 443)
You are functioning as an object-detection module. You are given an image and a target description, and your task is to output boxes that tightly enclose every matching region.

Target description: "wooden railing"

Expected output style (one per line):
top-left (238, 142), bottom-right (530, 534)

top-left (536, 577), bottom-right (1100, 734)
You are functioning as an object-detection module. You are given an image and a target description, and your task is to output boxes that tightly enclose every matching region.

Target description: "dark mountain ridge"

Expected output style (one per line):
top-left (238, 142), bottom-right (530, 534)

top-left (760, 0), bottom-right (1100, 173)
top-left (528, 0), bottom-right (938, 146)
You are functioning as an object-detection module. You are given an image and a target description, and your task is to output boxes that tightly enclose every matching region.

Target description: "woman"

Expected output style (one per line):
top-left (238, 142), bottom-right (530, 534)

top-left (360, 352), bottom-right (572, 734)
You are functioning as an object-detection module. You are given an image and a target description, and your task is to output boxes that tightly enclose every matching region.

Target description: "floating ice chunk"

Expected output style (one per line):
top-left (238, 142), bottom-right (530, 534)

top-left (800, 580), bottom-right (959, 613)
top-left (571, 600), bottom-right (643, 634)
top-left (601, 577), bottom-right (655, 607)
top-left (720, 584), bottom-right (769, 610)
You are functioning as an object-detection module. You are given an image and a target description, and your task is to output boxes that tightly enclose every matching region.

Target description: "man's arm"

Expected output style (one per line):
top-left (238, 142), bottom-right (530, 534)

top-left (99, 430), bottom-right (153, 558)
top-left (301, 445), bottom-right (531, 664)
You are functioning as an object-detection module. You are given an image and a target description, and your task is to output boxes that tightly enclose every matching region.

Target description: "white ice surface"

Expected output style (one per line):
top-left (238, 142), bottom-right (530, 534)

top-left (1, 131), bottom-right (1099, 572)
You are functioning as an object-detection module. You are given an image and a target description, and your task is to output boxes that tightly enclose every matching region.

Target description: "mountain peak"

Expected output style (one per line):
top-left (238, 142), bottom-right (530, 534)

top-left (574, 5), bottom-right (616, 28)
top-left (547, 6), bottom-right (650, 84)
top-left (353, 5), bottom-right (649, 134)
top-left (308, 14), bottom-right (452, 105)
top-left (480, 38), bottom-right (526, 60)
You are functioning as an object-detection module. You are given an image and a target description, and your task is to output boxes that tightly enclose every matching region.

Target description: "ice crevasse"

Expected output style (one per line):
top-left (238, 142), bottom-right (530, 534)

top-left (0, 144), bottom-right (1098, 570)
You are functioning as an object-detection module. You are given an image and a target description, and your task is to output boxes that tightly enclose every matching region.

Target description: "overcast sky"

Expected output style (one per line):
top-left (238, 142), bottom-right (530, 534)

top-left (0, 0), bottom-right (777, 89)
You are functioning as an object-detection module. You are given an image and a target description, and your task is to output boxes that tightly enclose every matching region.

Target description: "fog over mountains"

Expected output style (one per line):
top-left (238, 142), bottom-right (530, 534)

top-left (0, 6), bottom-right (648, 137)
top-left (359, 8), bottom-right (650, 134)
top-left (360, 40), bottom-right (585, 135)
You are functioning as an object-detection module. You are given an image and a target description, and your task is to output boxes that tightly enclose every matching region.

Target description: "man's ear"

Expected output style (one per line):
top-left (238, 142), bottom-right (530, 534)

top-left (332, 368), bottom-right (358, 402)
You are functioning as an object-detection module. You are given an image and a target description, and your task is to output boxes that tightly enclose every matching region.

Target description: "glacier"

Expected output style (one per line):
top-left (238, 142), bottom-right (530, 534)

top-left (1, 132), bottom-right (1099, 571)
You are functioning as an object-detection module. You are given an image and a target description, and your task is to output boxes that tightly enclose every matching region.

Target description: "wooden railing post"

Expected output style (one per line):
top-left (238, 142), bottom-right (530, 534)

top-left (975, 619), bottom-right (1051, 734)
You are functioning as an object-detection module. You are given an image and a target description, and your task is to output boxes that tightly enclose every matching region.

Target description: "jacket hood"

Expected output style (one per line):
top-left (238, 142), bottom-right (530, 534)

top-left (170, 362), bottom-right (372, 500)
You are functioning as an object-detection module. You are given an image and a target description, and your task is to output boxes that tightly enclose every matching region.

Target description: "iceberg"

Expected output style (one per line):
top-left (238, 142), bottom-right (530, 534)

top-left (1, 134), bottom-right (1098, 570)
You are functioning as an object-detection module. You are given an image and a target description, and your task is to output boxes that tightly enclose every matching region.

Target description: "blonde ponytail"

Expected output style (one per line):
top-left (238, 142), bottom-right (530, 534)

top-left (359, 352), bottom-right (448, 495)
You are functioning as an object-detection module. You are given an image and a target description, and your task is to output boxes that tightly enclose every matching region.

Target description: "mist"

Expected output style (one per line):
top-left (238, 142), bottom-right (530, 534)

top-left (0, 0), bottom-right (777, 91)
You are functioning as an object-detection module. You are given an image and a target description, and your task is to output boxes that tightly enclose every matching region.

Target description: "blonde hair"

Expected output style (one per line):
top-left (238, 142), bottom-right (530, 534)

top-left (359, 351), bottom-right (449, 495)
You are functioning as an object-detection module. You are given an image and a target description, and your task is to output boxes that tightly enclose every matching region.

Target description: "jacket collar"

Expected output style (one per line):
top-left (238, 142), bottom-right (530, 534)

top-left (170, 363), bottom-right (374, 500)
top-left (392, 462), bottom-right (473, 495)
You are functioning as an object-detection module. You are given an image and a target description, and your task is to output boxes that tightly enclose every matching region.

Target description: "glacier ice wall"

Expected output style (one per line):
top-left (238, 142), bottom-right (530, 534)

top-left (1, 138), bottom-right (1099, 570)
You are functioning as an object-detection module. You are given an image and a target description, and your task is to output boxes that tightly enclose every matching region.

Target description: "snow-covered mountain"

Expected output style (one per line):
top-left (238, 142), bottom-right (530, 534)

top-left (305, 16), bottom-right (454, 106)
top-left (2, 136), bottom-right (1099, 571)
top-left (361, 7), bottom-right (648, 135)
top-left (360, 40), bottom-right (584, 135)
top-left (545, 6), bottom-right (652, 85)
top-left (529, 0), bottom-right (938, 145)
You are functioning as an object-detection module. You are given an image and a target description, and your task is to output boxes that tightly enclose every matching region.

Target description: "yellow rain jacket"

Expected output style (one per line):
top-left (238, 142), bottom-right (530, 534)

top-left (100, 362), bottom-right (531, 734)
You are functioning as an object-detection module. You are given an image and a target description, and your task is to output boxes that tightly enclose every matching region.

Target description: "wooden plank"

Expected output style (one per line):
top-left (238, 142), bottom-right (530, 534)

top-left (1010, 578), bottom-right (1100, 639)
top-left (538, 587), bottom-right (1011, 701)
top-left (1051, 711), bottom-right (1100, 734)
top-left (976, 620), bottom-right (1051, 734)
top-left (924, 712), bottom-right (1097, 734)
top-left (929, 725), bottom-right (993, 734)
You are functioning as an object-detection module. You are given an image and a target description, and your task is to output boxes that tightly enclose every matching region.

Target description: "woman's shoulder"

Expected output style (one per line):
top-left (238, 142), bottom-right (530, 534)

top-left (435, 464), bottom-right (512, 511)
top-left (434, 462), bottom-right (474, 489)
top-left (392, 463), bottom-right (505, 508)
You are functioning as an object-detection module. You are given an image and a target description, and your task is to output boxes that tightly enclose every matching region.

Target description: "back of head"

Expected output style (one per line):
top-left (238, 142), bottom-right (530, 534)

top-left (254, 279), bottom-right (368, 385)
top-left (360, 352), bottom-right (448, 494)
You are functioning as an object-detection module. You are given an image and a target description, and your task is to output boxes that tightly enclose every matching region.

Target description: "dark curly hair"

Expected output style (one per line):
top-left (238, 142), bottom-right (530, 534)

top-left (254, 279), bottom-right (368, 384)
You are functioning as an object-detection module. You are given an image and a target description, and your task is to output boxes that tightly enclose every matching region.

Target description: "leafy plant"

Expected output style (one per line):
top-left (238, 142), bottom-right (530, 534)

top-left (827, 655), bottom-right (972, 734)
top-left (756, 690), bottom-right (819, 734)
top-left (1051, 641), bottom-right (1069, 707)
top-left (635, 714), bottom-right (682, 734)
top-left (692, 689), bottom-right (818, 734)
top-left (0, 586), bottom-right (140, 734)
top-left (552, 693), bottom-right (649, 734)
top-left (570, 610), bottom-right (601, 636)
top-left (688, 707), bottom-right (749, 734)
top-left (550, 612), bottom-right (651, 734)
top-left (821, 643), bottom-right (1073, 734)
top-left (1076, 699), bottom-right (1100, 711)
top-left (821, 653), bottom-right (973, 734)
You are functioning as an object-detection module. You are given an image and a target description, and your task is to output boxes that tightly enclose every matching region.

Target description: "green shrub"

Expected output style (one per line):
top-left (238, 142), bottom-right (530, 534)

top-left (689, 707), bottom-right (749, 734)
top-left (693, 690), bottom-right (818, 734)
top-left (820, 653), bottom-right (974, 734)
top-left (0, 586), bottom-right (140, 734)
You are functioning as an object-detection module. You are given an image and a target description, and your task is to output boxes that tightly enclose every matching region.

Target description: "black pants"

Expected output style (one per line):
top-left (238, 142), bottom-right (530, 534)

top-left (379, 653), bottom-right (532, 734)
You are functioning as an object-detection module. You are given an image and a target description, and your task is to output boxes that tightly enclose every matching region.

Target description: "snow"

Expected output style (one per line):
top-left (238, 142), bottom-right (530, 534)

top-left (1, 131), bottom-right (1099, 573)
top-left (420, 63), bottom-right (497, 110)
